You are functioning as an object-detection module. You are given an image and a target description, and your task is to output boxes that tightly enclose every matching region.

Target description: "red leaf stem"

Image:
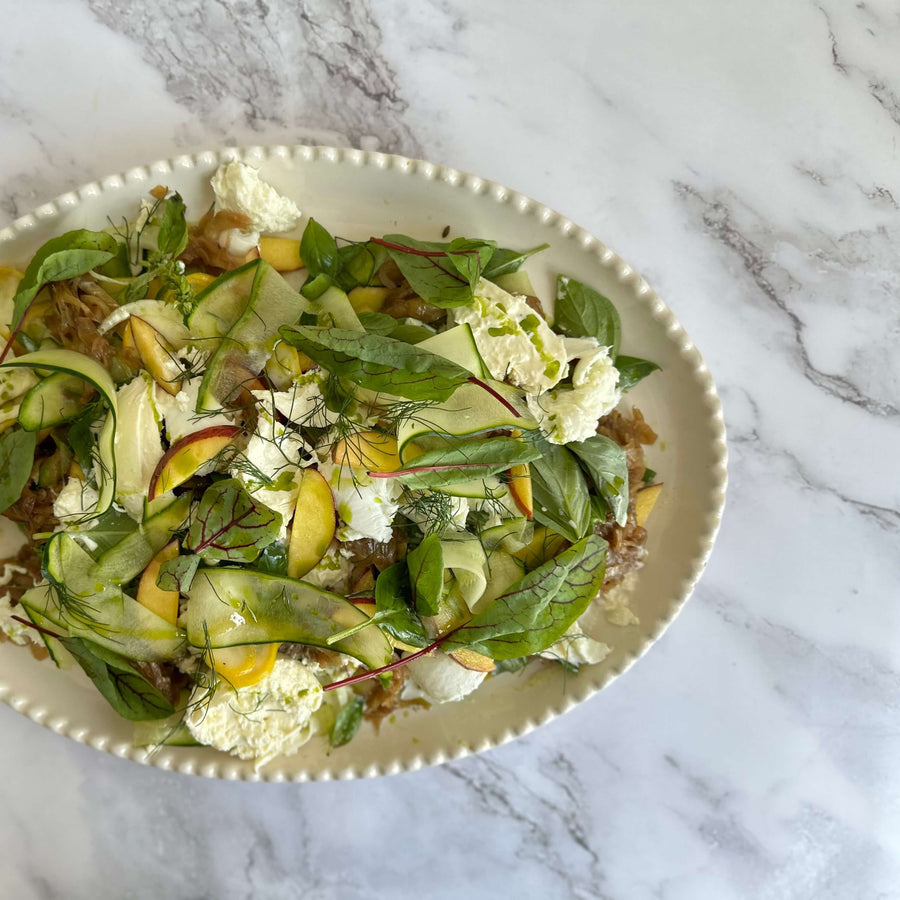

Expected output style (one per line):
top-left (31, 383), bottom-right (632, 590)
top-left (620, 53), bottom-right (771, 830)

top-left (10, 615), bottom-right (63, 640)
top-left (322, 628), bottom-right (460, 692)
top-left (467, 376), bottom-right (521, 418)
top-left (369, 237), bottom-right (481, 259)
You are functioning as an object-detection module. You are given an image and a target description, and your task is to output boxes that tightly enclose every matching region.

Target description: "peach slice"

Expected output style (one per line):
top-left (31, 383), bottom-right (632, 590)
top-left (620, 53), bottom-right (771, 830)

top-left (121, 320), bottom-right (136, 352)
top-left (206, 642), bottom-right (280, 689)
top-left (350, 565), bottom-right (376, 594)
top-left (507, 463), bottom-right (533, 520)
top-left (148, 424), bottom-right (243, 499)
top-left (259, 237), bottom-right (303, 272)
top-left (130, 315), bottom-right (183, 395)
top-left (332, 431), bottom-right (400, 473)
top-left (287, 468), bottom-right (336, 578)
top-left (635, 483), bottom-right (663, 528)
top-left (186, 272), bottom-right (216, 293)
top-left (449, 648), bottom-right (495, 672)
top-left (136, 540), bottom-right (180, 625)
top-left (348, 286), bottom-right (390, 314)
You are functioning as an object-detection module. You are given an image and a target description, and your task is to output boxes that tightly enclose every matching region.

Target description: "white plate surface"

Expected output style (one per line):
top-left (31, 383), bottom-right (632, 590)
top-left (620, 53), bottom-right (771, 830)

top-left (0, 146), bottom-right (726, 781)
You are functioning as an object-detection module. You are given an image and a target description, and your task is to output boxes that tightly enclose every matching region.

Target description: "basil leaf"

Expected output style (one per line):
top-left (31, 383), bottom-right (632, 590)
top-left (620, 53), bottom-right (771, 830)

top-left (278, 326), bottom-right (475, 402)
top-left (642, 467), bottom-right (657, 484)
top-left (300, 218), bottom-right (339, 279)
top-left (157, 192), bottom-right (189, 258)
top-left (445, 237), bottom-right (496, 285)
top-left (382, 437), bottom-right (542, 490)
top-left (122, 269), bottom-right (156, 304)
top-left (156, 555), bottom-right (200, 593)
top-left (0, 429), bottom-right (36, 513)
top-left (336, 243), bottom-right (376, 291)
top-left (554, 275), bottom-right (622, 358)
top-left (83, 507), bottom-right (139, 556)
top-left (443, 534), bottom-right (607, 659)
top-left (9, 230), bottom-right (119, 330)
top-left (407, 534), bottom-right (443, 617)
top-left (482, 244), bottom-right (550, 281)
top-left (186, 478), bottom-right (282, 563)
top-left (97, 240), bottom-right (133, 278)
top-left (569, 434), bottom-right (629, 527)
top-left (330, 695), bottom-right (365, 748)
top-left (61, 637), bottom-right (176, 721)
top-left (377, 234), bottom-right (495, 308)
top-left (375, 561), bottom-right (428, 648)
top-left (67, 402), bottom-right (104, 476)
top-left (530, 443), bottom-right (591, 543)
top-left (256, 541), bottom-right (289, 576)
top-left (615, 354), bottom-right (660, 391)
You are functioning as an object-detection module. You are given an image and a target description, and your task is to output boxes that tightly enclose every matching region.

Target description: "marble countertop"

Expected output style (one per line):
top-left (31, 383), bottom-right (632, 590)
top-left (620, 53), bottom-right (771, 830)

top-left (1, 1), bottom-right (898, 897)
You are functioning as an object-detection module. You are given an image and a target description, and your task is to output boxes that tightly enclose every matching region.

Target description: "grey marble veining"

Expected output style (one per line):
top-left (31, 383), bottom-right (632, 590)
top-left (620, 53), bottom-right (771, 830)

top-left (0, 0), bottom-right (898, 897)
top-left (85, 0), bottom-right (422, 155)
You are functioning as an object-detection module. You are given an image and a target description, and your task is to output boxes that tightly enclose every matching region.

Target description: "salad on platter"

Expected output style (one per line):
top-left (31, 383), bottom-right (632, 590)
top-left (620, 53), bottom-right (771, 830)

top-left (0, 161), bottom-right (663, 767)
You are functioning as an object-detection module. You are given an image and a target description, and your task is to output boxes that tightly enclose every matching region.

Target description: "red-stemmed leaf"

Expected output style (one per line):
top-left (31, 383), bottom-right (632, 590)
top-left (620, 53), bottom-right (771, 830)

top-left (370, 234), bottom-right (496, 308)
top-left (186, 478), bottom-right (282, 564)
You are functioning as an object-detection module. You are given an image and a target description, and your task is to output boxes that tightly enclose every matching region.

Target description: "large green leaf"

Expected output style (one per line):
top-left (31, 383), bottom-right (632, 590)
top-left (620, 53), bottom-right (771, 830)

top-left (406, 534), bottom-right (444, 617)
top-left (186, 479), bottom-right (282, 563)
top-left (373, 436), bottom-right (541, 490)
top-left (62, 637), bottom-right (176, 721)
top-left (442, 534), bottom-right (608, 659)
top-left (615, 355), bottom-right (661, 391)
top-left (330, 696), bottom-right (365, 748)
top-left (7, 229), bottom-right (119, 333)
top-left (481, 244), bottom-right (549, 280)
top-left (278, 325), bottom-right (476, 402)
top-left (569, 434), bottom-right (630, 527)
top-left (300, 218), bottom-right (339, 279)
top-left (0, 428), bottom-right (36, 513)
top-left (554, 275), bottom-right (621, 357)
top-left (530, 443), bottom-right (592, 543)
top-left (374, 561), bottom-right (428, 648)
top-left (374, 234), bottom-right (495, 308)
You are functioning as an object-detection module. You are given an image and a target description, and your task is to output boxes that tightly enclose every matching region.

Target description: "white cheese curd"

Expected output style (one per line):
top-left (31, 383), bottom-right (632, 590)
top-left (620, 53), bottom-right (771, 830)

top-left (539, 620), bottom-right (611, 667)
top-left (185, 658), bottom-right (323, 768)
top-left (0, 565), bottom-right (41, 646)
top-left (210, 161), bottom-right (301, 254)
top-left (0, 593), bottom-right (38, 646)
top-left (526, 345), bottom-right (622, 445)
top-left (153, 378), bottom-right (233, 444)
top-left (236, 390), bottom-right (311, 541)
top-left (404, 651), bottom-right (487, 704)
top-left (53, 478), bottom-right (100, 527)
top-left (111, 374), bottom-right (165, 520)
top-left (266, 373), bottom-right (337, 430)
top-left (301, 543), bottom-right (355, 592)
top-left (450, 279), bottom-right (568, 394)
top-left (602, 576), bottom-right (641, 627)
top-left (317, 460), bottom-right (401, 544)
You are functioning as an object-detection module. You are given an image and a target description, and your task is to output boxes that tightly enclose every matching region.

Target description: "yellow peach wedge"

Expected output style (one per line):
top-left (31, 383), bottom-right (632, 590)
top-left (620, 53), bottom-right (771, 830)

top-left (332, 431), bottom-right (400, 473)
top-left (136, 540), bottom-right (181, 626)
top-left (259, 236), bottom-right (303, 271)
top-left (287, 468), bottom-right (336, 578)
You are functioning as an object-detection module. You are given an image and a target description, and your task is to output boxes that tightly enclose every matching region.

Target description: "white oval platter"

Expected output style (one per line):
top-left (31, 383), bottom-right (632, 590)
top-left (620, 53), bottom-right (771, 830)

top-left (0, 146), bottom-right (727, 781)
